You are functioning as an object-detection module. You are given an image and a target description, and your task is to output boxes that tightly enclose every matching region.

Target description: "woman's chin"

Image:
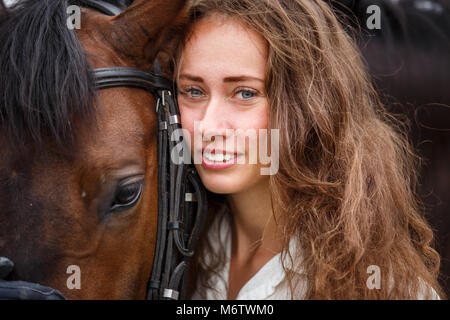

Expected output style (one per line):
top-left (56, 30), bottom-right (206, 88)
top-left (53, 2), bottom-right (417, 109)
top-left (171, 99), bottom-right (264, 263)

top-left (199, 175), bottom-right (242, 194)
top-left (195, 166), bottom-right (241, 194)
top-left (195, 164), bottom-right (267, 195)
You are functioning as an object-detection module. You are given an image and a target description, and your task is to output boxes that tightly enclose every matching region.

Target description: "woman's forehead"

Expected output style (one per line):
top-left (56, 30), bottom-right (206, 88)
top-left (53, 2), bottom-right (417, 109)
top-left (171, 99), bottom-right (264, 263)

top-left (180, 15), bottom-right (268, 77)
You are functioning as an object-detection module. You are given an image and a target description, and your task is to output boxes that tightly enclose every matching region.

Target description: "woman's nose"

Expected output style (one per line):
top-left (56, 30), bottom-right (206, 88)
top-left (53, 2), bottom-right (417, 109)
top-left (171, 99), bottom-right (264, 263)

top-left (200, 96), bottom-right (232, 139)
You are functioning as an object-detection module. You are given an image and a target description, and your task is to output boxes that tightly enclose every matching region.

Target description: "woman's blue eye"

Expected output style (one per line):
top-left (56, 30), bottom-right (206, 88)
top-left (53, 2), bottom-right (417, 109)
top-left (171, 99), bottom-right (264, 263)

top-left (187, 88), bottom-right (203, 97)
top-left (237, 90), bottom-right (256, 99)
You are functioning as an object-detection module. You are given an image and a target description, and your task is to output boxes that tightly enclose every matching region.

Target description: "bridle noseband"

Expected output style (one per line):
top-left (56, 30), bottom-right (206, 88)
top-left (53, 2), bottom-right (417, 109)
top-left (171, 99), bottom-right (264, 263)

top-left (87, 1), bottom-right (208, 300)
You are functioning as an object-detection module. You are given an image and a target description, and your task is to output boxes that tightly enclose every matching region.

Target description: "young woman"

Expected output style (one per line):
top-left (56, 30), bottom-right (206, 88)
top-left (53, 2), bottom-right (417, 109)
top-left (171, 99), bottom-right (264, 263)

top-left (168, 0), bottom-right (445, 299)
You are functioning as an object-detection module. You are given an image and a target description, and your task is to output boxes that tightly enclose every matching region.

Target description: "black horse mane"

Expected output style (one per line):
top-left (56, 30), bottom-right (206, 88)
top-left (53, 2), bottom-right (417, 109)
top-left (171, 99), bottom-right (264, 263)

top-left (0, 0), bottom-right (132, 149)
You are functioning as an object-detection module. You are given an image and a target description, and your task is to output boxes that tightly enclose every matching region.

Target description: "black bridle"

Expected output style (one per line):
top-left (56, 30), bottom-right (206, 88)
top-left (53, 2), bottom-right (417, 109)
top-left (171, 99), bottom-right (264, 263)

top-left (84, 1), bottom-right (208, 300)
top-left (0, 0), bottom-right (206, 301)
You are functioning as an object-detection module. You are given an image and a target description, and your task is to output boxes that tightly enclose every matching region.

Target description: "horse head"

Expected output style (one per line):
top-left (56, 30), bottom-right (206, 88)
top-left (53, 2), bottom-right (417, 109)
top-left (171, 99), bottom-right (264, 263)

top-left (0, 0), bottom-right (187, 299)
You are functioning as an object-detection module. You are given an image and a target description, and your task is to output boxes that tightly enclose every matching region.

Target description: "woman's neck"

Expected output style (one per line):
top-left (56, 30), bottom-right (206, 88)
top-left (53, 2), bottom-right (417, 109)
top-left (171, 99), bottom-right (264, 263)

top-left (226, 178), bottom-right (282, 256)
top-left (225, 178), bottom-right (283, 299)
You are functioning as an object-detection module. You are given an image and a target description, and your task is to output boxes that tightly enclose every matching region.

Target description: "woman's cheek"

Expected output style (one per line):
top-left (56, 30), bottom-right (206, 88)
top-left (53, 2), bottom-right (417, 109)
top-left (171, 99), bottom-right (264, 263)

top-left (179, 108), bottom-right (196, 151)
top-left (179, 105), bottom-right (192, 130)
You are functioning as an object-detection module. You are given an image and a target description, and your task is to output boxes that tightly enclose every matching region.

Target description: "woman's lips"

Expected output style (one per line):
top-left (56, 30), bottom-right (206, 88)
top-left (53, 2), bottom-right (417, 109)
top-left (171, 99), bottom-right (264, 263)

top-left (200, 149), bottom-right (243, 170)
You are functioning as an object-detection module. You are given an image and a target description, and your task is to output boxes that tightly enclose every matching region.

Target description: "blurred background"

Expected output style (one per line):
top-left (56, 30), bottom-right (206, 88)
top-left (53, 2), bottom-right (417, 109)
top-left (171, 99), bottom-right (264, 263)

top-left (3, 0), bottom-right (450, 297)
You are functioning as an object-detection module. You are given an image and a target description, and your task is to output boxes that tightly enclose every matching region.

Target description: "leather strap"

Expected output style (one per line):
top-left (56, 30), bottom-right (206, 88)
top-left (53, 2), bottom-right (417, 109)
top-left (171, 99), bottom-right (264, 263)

top-left (92, 67), bottom-right (173, 93)
top-left (92, 65), bottom-right (208, 301)
top-left (77, 0), bottom-right (123, 16)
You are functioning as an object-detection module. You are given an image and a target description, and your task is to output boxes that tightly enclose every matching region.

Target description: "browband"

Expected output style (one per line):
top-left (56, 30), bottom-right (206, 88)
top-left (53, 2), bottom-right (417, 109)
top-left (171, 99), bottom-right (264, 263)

top-left (92, 67), bottom-right (173, 92)
top-left (77, 0), bottom-right (123, 16)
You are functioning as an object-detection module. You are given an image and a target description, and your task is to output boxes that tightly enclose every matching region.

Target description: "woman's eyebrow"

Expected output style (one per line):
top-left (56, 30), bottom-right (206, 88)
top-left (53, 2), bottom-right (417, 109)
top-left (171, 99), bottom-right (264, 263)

top-left (223, 76), bottom-right (264, 83)
top-left (179, 74), bottom-right (264, 83)
top-left (179, 74), bottom-right (203, 82)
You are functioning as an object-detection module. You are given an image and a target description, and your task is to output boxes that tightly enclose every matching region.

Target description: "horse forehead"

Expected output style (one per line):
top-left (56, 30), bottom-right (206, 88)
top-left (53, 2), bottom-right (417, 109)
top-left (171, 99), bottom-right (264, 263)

top-left (82, 87), bottom-right (157, 160)
top-left (0, 150), bottom-right (35, 201)
top-left (0, 148), bottom-right (71, 190)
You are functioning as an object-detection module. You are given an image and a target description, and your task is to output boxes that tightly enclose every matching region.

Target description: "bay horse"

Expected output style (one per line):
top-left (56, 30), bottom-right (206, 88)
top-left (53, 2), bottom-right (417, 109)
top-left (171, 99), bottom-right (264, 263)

top-left (0, 0), bottom-right (188, 299)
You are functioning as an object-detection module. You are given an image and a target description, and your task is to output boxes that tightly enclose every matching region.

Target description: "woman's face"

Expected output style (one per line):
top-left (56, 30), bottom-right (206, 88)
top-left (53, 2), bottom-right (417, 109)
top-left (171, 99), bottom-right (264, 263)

top-left (177, 15), bottom-right (270, 194)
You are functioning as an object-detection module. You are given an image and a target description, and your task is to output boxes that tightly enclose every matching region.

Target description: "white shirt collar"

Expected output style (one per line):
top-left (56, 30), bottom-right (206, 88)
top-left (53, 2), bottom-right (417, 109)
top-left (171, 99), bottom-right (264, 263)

top-left (193, 213), bottom-right (306, 300)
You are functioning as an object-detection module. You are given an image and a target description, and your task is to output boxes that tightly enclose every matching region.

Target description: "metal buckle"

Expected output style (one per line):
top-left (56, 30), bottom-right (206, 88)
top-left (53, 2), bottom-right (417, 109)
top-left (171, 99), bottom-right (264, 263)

top-left (161, 90), bottom-right (172, 107)
top-left (185, 193), bottom-right (197, 202)
top-left (169, 115), bottom-right (179, 125)
top-left (156, 97), bottom-right (161, 113)
top-left (163, 288), bottom-right (179, 300)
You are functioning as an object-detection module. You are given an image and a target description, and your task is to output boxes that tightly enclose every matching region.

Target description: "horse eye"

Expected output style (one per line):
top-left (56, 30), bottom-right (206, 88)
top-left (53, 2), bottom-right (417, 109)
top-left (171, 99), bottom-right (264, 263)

top-left (110, 181), bottom-right (143, 212)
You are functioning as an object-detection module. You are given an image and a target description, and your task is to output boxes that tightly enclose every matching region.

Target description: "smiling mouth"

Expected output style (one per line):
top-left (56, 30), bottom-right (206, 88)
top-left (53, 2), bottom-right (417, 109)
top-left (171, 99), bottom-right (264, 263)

top-left (200, 149), bottom-right (244, 169)
top-left (203, 151), bottom-right (235, 162)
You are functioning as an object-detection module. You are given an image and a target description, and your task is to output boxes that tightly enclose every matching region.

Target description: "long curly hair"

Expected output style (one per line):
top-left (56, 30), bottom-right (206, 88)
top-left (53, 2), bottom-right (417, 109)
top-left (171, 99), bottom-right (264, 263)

top-left (168, 0), bottom-right (445, 299)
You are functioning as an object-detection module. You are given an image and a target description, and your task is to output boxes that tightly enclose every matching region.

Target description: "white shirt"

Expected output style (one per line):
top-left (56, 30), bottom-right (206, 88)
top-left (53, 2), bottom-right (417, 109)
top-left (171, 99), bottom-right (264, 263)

top-left (191, 214), bottom-right (306, 300)
top-left (192, 213), bottom-right (440, 300)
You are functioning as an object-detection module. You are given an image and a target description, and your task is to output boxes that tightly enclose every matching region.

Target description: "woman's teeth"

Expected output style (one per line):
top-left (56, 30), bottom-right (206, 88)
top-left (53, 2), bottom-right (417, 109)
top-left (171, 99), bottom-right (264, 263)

top-left (203, 152), bottom-right (234, 162)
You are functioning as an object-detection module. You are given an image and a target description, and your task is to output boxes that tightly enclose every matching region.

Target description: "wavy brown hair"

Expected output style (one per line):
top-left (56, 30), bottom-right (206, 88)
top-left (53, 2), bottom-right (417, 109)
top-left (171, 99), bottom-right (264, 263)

top-left (166, 0), bottom-right (445, 299)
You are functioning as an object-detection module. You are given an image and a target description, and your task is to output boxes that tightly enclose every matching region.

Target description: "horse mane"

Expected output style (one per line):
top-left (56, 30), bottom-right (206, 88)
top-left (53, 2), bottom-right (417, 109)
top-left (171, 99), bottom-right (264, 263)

top-left (0, 0), bottom-right (132, 149)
